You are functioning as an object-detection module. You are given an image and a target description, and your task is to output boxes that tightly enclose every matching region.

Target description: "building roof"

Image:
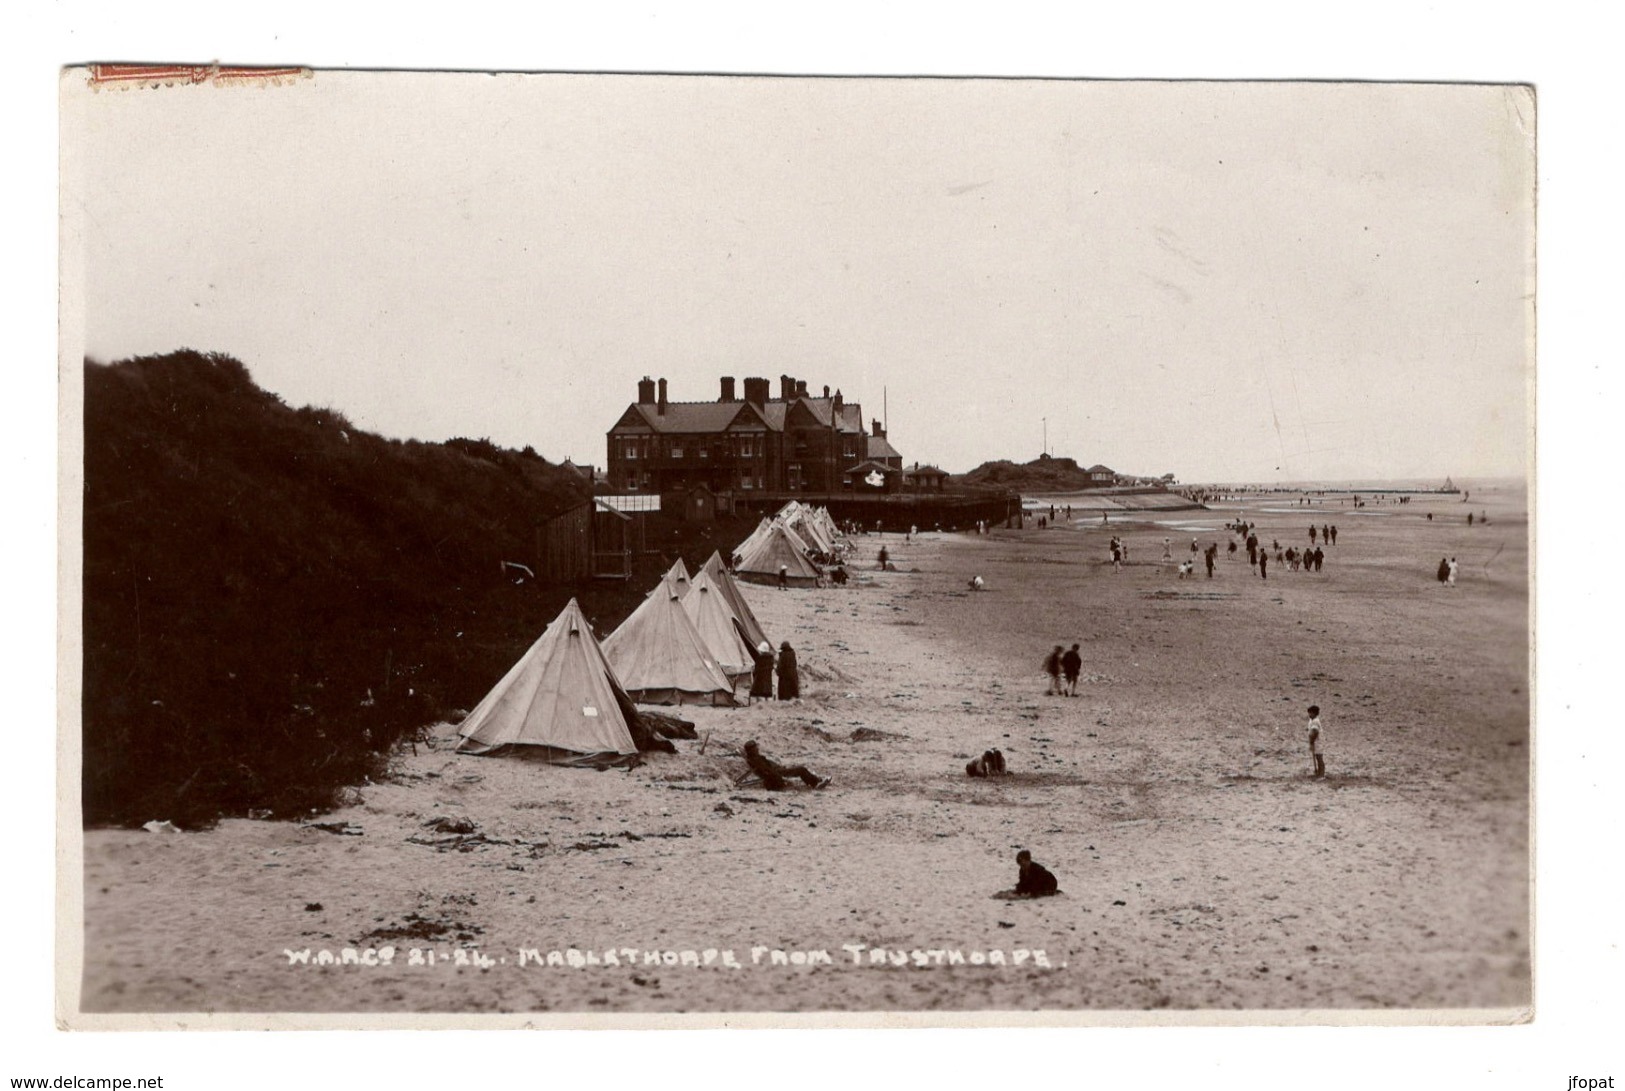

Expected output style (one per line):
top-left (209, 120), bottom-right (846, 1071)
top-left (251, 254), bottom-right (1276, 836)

top-left (618, 401), bottom-right (751, 435)
top-left (614, 395), bottom-right (867, 437)
top-left (866, 434), bottom-right (902, 460)
top-left (843, 459), bottom-right (901, 476)
top-left (906, 464), bottom-right (949, 477)
top-left (1087, 464), bottom-right (1116, 474)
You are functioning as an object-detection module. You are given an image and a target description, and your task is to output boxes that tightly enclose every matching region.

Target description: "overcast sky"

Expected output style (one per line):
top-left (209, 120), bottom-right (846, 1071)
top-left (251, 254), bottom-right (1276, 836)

top-left (65, 74), bottom-right (1532, 481)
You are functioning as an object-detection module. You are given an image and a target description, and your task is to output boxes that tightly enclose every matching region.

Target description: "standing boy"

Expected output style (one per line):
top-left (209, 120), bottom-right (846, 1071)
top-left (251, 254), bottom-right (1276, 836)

top-left (1306, 705), bottom-right (1325, 778)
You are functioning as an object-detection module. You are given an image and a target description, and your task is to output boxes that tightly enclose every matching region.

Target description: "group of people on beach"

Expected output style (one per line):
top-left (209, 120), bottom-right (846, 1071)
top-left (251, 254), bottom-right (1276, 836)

top-left (748, 641), bottom-right (800, 702)
top-left (1042, 644), bottom-right (1084, 696)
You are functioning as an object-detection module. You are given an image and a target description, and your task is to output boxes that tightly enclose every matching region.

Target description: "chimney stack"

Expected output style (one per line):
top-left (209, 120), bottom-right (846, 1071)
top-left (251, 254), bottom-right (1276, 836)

top-left (744, 377), bottom-right (770, 406)
top-left (823, 385), bottom-right (830, 398)
top-left (780, 375), bottom-right (794, 401)
top-left (720, 376), bottom-right (736, 402)
top-left (796, 379), bottom-right (808, 398)
top-left (872, 418), bottom-right (884, 438)
top-left (638, 376), bottom-right (656, 405)
top-left (657, 378), bottom-right (668, 415)
top-left (834, 389), bottom-right (843, 412)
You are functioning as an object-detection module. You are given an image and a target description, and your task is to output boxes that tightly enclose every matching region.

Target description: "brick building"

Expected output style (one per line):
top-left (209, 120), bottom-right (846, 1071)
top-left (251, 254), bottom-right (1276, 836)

top-left (606, 374), bottom-right (904, 495)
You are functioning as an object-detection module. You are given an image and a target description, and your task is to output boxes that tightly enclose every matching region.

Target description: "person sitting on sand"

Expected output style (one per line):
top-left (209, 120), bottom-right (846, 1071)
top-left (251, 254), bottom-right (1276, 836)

top-left (742, 740), bottom-right (829, 790)
top-left (1178, 559), bottom-right (1194, 579)
top-left (966, 748), bottom-right (1007, 777)
top-left (968, 575), bottom-right (985, 591)
top-left (830, 565), bottom-right (849, 585)
top-left (1014, 850), bottom-right (1060, 897)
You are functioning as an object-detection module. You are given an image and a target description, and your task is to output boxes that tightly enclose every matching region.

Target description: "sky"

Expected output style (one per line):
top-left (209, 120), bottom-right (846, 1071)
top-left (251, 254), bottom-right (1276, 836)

top-left (64, 74), bottom-right (1533, 482)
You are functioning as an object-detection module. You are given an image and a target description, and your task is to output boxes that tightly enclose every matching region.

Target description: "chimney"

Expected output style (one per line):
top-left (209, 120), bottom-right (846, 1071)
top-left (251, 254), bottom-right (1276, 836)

top-left (823, 385), bottom-right (830, 398)
top-left (780, 375), bottom-right (794, 401)
top-left (834, 389), bottom-right (843, 412)
top-left (796, 379), bottom-right (808, 398)
top-left (657, 378), bottom-right (667, 415)
top-left (638, 376), bottom-right (656, 404)
top-left (872, 418), bottom-right (884, 438)
top-left (743, 377), bottom-right (769, 406)
top-left (720, 376), bottom-right (736, 402)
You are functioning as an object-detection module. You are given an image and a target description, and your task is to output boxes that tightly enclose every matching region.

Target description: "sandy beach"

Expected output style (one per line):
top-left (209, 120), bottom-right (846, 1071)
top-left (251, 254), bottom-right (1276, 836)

top-left (79, 484), bottom-right (1529, 1017)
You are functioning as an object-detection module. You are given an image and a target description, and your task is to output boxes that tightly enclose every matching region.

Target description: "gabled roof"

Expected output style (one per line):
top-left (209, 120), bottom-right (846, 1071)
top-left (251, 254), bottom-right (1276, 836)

top-left (866, 435), bottom-right (902, 460)
top-left (906, 464), bottom-right (949, 477)
top-left (1087, 464), bottom-right (1115, 474)
top-left (612, 401), bottom-right (755, 435)
top-left (844, 459), bottom-right (900, 476)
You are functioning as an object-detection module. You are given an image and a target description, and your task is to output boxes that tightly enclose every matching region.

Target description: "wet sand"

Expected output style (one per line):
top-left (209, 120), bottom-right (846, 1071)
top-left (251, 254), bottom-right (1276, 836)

top-left (78, 484), bottom-right (1529, 1017)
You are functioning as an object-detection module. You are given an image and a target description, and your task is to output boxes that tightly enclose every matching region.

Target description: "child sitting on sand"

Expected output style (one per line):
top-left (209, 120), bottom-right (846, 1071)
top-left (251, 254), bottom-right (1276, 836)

top-left (1014, 850), bottom-right (1059, 897)
top-left (965, 748), bottom-right (1007, 777)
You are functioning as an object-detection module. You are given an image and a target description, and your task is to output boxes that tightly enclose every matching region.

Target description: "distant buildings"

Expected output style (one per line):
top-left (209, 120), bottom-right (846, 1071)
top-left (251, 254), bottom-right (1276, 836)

top-left (606, 374), bottom-right (907, 494)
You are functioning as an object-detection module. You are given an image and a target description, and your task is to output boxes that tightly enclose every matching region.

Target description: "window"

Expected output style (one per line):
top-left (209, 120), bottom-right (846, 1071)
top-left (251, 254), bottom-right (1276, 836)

top-left (670, 444), bottom-right (684, 459)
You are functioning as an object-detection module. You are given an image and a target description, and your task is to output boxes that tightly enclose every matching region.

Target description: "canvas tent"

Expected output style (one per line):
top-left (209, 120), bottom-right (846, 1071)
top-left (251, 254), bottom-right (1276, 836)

top-left (456, 598), bottom-right (640, 761)
top-left (603, 575), bottom-right (739, 705)
top-left (700, 550), bottom-right (770, 651)
top-left (735, 521), bottom-right (823, 587)
top-left (663, 557), bottom-right (691, 596)
top-left (681, 569), bottom-right (758, 680)
top-left (780, 503), bottom-right (834, 554)
top-left (734, 516), bottom-right (774, 561)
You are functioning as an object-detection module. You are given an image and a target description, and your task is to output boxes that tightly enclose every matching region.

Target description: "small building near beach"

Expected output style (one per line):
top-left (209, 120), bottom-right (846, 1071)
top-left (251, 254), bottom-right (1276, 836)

top-left (842, 459), bottom-right (902, 493)
top-left (901, 462), bottom-right (949, 492)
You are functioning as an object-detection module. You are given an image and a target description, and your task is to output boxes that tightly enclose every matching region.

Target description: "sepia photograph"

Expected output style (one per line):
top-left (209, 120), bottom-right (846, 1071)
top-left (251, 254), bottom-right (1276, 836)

top-left (57, 68), bottom-right (1537, 1028)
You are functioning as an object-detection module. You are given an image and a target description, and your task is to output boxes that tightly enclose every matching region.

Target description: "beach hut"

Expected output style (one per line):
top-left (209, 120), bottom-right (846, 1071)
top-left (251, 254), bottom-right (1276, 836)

top-left (681, 569), bottom-right (758, 680)
top-left (455, 599), bottom-right (640, 762)
top-left (735, 521), bottom-right (823, 587)
top-left (700, 550), bottom-right (771, 651)
top-left (602, 576), bottom-right (739, 705)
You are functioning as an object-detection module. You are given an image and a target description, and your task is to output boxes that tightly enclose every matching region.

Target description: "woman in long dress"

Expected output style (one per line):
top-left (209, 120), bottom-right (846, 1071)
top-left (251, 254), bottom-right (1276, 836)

top-left (776, 641), bottom-right (800, 700)
top-left (750, 643), bottom-right (775, 702)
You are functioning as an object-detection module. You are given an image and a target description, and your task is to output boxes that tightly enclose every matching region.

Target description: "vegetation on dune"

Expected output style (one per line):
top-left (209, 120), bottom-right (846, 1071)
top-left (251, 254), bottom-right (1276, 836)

top-left (957, 456), bottom-right (1098, 491)
top-left (81, 350), bottom-right (752, 827)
